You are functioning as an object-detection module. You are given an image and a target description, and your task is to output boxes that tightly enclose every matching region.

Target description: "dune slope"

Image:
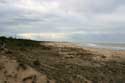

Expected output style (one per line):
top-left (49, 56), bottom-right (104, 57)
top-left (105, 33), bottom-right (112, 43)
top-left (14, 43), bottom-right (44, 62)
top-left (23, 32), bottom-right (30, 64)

top-left (0, 37), bottom-right (125, 83)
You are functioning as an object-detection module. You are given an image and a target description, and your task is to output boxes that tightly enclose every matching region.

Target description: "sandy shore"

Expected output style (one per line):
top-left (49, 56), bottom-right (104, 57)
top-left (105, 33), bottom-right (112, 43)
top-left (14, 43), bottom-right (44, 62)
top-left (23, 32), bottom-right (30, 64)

top-left (0, 38), bottom-right (125, 83)
top-left (83, 46), bottom-right (125, 62)
top-left (41, 42), bottom-right (125, 62)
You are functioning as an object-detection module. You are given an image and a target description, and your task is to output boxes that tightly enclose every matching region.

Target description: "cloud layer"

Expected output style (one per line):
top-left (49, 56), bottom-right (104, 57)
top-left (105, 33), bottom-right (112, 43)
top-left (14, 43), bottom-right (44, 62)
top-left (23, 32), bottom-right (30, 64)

top-left (0, 0), bottom-right (125, 42)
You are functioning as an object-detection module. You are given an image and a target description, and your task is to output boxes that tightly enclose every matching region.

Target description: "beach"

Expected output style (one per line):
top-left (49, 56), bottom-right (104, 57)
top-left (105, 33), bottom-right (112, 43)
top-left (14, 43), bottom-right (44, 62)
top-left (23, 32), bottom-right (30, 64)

top-left (0, 37), bottom-right (125, 83)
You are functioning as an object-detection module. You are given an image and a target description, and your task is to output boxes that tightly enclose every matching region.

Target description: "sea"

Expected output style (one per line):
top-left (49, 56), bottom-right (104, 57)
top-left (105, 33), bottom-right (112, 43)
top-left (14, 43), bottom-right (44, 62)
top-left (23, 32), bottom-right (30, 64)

top-left (77, 42), bottom-right (125, 50)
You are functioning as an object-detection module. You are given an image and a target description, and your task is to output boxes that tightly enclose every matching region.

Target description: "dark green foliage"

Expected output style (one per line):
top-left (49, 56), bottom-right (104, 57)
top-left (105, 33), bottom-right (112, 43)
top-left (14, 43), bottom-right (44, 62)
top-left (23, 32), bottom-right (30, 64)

top-left (0, 36), bottom-right (40, 49)
top-left (0, 36), bottom-right (6, 46)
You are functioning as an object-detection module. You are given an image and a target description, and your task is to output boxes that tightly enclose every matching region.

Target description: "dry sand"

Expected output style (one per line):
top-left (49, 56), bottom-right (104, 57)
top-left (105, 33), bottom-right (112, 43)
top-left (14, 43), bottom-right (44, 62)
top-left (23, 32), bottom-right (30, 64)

top-left (0, 41), bottom-right (125, 83)
top-left (0, 55), bottom-right (56, 83)
top-left (41, 42), bottom-right (125, 61)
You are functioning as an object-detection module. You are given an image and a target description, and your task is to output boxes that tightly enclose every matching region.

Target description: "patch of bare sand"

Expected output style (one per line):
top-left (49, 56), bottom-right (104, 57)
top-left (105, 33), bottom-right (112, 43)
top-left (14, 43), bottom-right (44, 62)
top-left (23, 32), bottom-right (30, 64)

top-left (83, 47), bottom-right (125, 62)
top-left (40, 42), bottom-right (80, 48)
top-left (40, 42), bottom-right (125, 62)
top-left (0, 55), bottom-right (56, 83)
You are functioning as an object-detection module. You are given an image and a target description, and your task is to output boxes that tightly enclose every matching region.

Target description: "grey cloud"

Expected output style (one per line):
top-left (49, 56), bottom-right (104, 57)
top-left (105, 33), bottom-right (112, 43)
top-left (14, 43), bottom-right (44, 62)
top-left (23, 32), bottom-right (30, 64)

top-left (0, 0), bottom-right (125, 42)
top-left (61, 0), bottom-right (125, 14)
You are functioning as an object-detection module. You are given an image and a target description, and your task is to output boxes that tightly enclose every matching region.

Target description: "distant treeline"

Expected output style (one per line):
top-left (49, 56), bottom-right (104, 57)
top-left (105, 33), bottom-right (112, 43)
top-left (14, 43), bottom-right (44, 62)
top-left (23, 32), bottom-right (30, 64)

top-left (0, 36), bottom-right (40, 48)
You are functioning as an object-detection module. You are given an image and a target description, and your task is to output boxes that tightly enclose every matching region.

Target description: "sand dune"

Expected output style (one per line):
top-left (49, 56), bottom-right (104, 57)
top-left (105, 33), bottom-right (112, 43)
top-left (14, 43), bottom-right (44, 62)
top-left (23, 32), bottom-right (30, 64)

top-left (0, 37), bottom-right (125, 83)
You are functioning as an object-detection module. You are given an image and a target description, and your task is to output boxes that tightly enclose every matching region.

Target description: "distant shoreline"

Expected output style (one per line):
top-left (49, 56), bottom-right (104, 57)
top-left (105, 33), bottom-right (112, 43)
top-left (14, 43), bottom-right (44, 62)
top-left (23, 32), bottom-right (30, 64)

top-left (0, 36), bottom-right (125, 82)
top-left (77, 42), bottom-right (125, 50)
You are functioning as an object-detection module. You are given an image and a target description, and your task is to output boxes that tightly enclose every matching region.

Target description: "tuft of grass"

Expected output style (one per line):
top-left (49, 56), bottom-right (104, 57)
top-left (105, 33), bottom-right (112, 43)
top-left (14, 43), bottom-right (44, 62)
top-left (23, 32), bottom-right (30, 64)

top-left (33, 60), bottom-right (41, 66)
top-left (17, 63), bottom-right (27, 70)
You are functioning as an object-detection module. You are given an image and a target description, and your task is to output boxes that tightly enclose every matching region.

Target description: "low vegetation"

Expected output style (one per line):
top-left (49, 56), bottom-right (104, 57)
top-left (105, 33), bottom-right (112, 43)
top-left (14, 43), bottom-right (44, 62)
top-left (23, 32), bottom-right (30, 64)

top-left (0, 36), bottom-right (125, 83)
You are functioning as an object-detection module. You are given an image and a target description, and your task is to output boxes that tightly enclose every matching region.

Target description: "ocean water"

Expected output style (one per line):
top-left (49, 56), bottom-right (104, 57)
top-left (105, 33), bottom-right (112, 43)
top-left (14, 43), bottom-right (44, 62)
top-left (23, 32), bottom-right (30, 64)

top-left (78, 42), bottom-right (125, 50)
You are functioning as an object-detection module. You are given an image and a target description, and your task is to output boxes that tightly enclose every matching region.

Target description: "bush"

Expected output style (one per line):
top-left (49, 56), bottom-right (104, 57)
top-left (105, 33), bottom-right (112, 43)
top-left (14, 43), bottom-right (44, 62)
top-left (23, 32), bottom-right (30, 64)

top-left (33, 60), bottom-right (41, 66)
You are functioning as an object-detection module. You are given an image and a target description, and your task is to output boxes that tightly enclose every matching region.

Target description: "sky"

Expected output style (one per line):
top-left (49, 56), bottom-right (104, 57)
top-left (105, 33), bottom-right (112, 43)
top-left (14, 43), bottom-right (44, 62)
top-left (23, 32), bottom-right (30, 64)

top-left (0, 0), bottom-right (125, 42)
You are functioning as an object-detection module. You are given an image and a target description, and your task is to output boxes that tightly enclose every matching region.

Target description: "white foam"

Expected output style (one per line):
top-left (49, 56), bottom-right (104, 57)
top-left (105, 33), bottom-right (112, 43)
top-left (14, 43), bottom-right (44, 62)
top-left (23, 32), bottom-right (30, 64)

top-left (78, 42), bottom-right (125, 50)
top-left (87, 43), bottom-right (97, 47)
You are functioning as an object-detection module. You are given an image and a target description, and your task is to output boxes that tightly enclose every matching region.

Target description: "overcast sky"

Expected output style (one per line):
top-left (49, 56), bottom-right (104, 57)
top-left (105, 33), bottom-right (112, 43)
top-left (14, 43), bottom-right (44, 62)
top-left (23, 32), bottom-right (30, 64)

top-left (0, 0), bottom-right (125, 42)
